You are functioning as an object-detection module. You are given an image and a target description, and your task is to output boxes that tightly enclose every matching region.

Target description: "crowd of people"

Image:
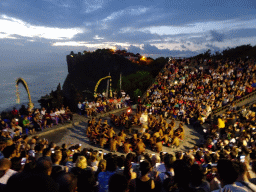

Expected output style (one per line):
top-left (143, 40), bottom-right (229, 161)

top-left (0, 105), bottom-right (73, 136)
top-left (86, 57), bottom-right (256, 152)
top-left (86, 112), bottom-right (184, 153)
top-left (142, 57), bottom-right (256, 125)
top-left (1, 57), bottom-right (256, 192)
top-left (77, 92), bottom-right (131, 117)
top-left (83, 57), bottom-right (256, 191)
top-left (0, 134), bottom-right (256, 192)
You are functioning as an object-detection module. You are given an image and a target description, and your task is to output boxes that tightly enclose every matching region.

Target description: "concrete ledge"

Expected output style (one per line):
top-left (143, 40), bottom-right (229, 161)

top-left (28, 107), bottom-right (129, 139)
top-left (28, 123), bottom-right (74, 138)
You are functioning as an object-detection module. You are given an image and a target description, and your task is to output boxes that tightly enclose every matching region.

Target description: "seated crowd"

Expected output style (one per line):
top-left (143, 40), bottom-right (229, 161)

top-left (87, 113), bottom-right (184, 153)
top-left (0, 133), bottom-right (256, 192)
top-left (142, 57), bottom-right (256, 125)
top-left (77, 93), bottom-right (131, 117)
top-left (0, 105), bottom-right (73, 136)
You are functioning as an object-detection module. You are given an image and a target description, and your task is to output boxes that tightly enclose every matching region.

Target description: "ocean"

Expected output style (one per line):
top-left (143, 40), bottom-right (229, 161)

top-left (0, 62), bottom-right (68, 112)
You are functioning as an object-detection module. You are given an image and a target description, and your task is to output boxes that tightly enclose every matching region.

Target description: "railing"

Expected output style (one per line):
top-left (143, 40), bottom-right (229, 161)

top-left (235, 100), bottom-right (256, 114)
top-left (212, 90), bottom-right (256, 115)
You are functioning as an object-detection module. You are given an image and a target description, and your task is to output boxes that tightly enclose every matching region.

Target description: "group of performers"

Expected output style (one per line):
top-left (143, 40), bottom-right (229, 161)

top-left (86, 111), bottom-right (185, 154)
top-left (110, 111), bottom-right (143, 128)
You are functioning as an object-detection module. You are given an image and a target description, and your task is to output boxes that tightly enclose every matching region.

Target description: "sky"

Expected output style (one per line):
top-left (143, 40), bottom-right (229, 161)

top-left (1, 0), bottom-right (256, 63)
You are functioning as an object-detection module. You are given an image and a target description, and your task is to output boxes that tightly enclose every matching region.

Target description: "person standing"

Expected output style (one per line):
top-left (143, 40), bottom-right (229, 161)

top-left (121, 90), bottom-right (126, 98)
top-left (98, 158), bottom-right (117, 192)
top-left (125, 94), bottom-right (131, 106)
top-left (130, 160), bottom-right (155, 192)
top-left (217, 115), bottom-right (225, 136)
top-left (77, 101), bottom-right (82, 115)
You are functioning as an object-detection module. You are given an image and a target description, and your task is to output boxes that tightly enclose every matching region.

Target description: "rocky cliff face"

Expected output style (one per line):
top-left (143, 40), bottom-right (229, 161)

top-left (62, 51), bottom-right (151, 110)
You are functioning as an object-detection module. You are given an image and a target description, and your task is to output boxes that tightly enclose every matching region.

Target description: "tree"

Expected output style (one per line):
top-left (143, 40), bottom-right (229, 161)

top-left (203, 49), bottom-right (211, 58)
top-left (117, 71), bottom-right (153, 100)
top-left (213, 51), bottom-right (222, 60)
top-left (134, 89), bottom-right (142, 102)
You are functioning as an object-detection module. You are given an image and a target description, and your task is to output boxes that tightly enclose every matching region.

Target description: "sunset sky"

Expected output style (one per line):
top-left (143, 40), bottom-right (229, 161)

top-left (1, 0), bottom-right (256, 64)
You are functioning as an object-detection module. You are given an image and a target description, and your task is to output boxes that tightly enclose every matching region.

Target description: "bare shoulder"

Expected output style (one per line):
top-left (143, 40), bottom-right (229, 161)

top-left (151, 179), bottom-right (155, 189)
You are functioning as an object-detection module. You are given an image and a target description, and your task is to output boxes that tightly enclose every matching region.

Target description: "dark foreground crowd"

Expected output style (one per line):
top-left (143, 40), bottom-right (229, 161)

top-left (0, 136), bottom-right (256, 192)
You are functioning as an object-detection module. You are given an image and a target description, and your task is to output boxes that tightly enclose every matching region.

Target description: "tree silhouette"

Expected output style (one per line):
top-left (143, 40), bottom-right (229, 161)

top-left (117, 71), bottom-right (153, 100)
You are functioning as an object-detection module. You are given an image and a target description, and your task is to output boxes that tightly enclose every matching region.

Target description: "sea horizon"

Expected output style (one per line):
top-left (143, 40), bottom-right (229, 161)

top-left (0, 62), bottom-right (68, 112)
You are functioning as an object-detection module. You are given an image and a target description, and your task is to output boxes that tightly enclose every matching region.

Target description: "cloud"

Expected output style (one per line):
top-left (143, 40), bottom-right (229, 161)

top-left (1, 2), bottom-right (9, 6)
top-left (100, 6), bottom-right (155, 30)
top-left (205, 44), bottom-right (222, 52)
top-left (187, 35), bottom-right (207, 45)
top-left (83, 0), bottom-right (104, 13)
top-left (52, 41), bottom-right (91, 46)
top-left (0, 14), bottom-right (84, 40)
top-left (210, 30), bottom-right (225, 42)
top-left (1, 0), bottom-right (256, 64)
top-left (200, 0), bottom-right (256, 9)
top-left (127, 45), bottom-right (142, 54)
top-left (139, 44), bottom-right (198, 58)
top-left (0, 32), bottom-right (17, 39)
top-left (225, 28), bottom-right (256, 40)
top-left (93, 35), bottom-right (104, 40)
top-left (52, 41), bottom-right (130, 50)
top-left (109, 30), bottom-right (162, 43)
top-left (103, 7), bottom-right (150, 22)
top-left (180, 44), bottom-right (186, 49)
top-left (142, 44), bottom-right (165, 54)
top-left (43, 0), bottom-right (72, 8)
top-left (0, 38), bottom-right (66, 66)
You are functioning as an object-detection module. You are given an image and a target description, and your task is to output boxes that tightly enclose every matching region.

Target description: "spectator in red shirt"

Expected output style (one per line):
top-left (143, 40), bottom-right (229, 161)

top-left (43, 112), bottom-right (53, 128)
top-left (11, 108), bottom-right (18, 117)
top-left (246, 85), bottom-right (253, 93)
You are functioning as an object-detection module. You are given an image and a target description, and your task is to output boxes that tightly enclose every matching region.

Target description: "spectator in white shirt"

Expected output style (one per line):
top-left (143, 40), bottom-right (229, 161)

top-left (0, 158), bottom-right (17, 184)
top-left (235, 161), bottom-right (256, 191)
top-left (55, 108), bottom-right (63, 124)
top-left (212, 159), bottom-right (247, 192)
top-left (41, 107), bottom-right (46, 116)
top-left (77, 102), bottom-right (82, 115)
top-left (60, 107), bottom-right (65, 115)
top-left (125, 95), bottom-right (130, 106)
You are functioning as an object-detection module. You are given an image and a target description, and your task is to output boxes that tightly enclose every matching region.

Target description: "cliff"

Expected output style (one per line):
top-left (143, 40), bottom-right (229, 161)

top-left (62, 49), bottom-right (163, 110)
